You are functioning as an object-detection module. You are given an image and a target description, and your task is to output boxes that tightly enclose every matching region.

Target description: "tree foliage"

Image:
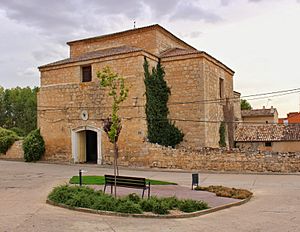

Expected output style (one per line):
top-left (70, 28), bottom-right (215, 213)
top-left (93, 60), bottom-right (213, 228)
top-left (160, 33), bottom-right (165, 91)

top-left (23, 129), bottom-right (45, 162)
top-left (144, 58), bottom-right (184, 148)
top-left (0, 86), bottom-right (38, 135)
top-left (240, 99), bottom-right (252, 110)
top-left (97, 66), bottom-right (129, 186)
top-left (219, 121), bottom-right (226, 147)
top-left (97, 66), bottom-right (128, 143)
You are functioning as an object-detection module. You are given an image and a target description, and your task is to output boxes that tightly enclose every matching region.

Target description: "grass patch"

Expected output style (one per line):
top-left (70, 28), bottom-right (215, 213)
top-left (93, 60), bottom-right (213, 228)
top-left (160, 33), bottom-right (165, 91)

top-left (194, 185), bottom-right (253, 199)
top-left (48, 185), bottom-right (208, 215)
top-left (69, 176), bottom-right (177, 186)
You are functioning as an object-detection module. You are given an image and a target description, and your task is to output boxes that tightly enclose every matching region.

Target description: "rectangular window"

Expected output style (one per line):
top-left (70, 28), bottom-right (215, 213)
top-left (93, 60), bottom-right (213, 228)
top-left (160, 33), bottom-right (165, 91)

top-left (219, 78), bottom-right (224, 98)
top-left (265, 142), bottom-right (272, 147)
top-left (82, 66), bottom-right (92, 82)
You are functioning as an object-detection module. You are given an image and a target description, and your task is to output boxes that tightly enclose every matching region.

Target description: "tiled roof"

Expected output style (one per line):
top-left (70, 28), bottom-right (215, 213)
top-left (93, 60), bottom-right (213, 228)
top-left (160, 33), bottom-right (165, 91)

top-left (39, 46), bottom-right (142, 69)
top-left (159, 48), bottom-right (234, 74)
top-left (66, 24), bottom-right (196, 50)
top-left (235, 124), bottom-right (300, 142)
top-left (242, 108), bottom-right (277, 117)
top-left (160, 48), bottom-right (200, 58)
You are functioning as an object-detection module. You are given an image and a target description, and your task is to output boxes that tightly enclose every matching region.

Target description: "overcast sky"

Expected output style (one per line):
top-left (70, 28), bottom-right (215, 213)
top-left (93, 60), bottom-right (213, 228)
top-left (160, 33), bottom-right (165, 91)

top-left (0, 0), bottom-right (299, 117)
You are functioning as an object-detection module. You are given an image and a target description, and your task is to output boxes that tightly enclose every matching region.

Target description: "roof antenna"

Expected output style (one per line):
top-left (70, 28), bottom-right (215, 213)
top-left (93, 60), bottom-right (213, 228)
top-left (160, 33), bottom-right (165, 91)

top-left (133, 21), bottom-right (136, 29)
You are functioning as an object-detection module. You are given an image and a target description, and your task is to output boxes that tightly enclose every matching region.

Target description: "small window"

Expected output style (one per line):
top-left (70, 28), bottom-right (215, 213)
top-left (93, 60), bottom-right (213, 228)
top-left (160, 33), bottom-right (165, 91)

top-left (82, 66), bottom-right (92, 82)
top-left (219, 78), bottom-right (224, 98)
top-left (265, 142), bottom-right (272, 147)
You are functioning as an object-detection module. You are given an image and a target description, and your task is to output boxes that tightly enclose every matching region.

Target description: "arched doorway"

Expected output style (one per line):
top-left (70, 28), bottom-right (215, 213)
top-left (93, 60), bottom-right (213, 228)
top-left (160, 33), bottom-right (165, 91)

top-left (86, 130), bottom-right (97, 163)
top-left (71, 126), bottom-right (102, 164)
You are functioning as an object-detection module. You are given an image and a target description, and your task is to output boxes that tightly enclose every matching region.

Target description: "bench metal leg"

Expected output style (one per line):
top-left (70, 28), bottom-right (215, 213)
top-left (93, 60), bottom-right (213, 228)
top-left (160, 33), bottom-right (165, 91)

top-left (148, 187), bottom-right (150, 199)
top-left (104, 184), bottom-right (107, 193)
top-left (142, 189), bottom-right (145, 199)
top-left (111, 185), bottom-right (113, 194)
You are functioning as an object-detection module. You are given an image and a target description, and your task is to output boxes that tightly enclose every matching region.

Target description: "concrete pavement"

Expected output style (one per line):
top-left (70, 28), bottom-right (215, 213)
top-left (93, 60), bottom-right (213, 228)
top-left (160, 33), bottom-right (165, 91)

top-left (0, 160), bottom-right (299, 232)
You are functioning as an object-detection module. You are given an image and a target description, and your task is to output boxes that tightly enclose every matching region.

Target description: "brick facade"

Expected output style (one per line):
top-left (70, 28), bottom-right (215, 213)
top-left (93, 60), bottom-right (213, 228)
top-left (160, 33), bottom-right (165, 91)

top-left (38, 24), bottom-right (239, 164)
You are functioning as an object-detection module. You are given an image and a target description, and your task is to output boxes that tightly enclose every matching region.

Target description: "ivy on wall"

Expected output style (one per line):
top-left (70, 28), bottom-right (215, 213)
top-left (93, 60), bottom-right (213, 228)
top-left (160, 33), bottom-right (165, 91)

top-left (143, 57), bottom-right (184, 148)
top-left (219, 121), bottom-right (226, 147)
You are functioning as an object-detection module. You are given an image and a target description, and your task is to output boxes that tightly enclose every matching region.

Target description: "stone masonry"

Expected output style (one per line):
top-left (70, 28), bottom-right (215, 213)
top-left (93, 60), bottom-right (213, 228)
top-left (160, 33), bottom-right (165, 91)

top-left (38, 24), bottom-right (239, 164)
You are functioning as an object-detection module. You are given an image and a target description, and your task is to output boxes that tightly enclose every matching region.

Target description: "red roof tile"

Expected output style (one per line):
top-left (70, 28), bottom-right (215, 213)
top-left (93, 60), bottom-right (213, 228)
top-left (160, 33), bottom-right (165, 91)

top-left (235, 124), bottom-right (300, 142)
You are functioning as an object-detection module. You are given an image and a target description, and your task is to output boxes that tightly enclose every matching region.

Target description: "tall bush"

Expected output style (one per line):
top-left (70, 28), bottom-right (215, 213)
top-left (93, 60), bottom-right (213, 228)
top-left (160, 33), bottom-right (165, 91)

top-left (144, 58), bottom-right (184, 148)
top-left (23, 129), bottom-right (45, 162)
top-left (0, 127), bottom-right (19, 154)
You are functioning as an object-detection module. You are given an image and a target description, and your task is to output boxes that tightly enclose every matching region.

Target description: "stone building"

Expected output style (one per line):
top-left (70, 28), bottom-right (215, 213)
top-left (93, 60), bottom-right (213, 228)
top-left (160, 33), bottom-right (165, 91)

top-left (242, 106), bottom-right (278, 124)
top-left (235, 124), bottom-right (300, 152)
top-left (38, 24), bottom-right (238, 164)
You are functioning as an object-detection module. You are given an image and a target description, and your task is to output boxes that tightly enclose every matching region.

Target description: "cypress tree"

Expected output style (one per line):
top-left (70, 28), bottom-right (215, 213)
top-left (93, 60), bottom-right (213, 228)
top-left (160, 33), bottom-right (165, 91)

top-left (144, 57), bottom-right (184, 148)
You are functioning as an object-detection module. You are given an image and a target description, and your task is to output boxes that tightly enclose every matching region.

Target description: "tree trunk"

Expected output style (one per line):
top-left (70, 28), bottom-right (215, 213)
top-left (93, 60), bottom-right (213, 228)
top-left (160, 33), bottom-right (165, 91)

top-left (113, 141), bottom-right (119, 197)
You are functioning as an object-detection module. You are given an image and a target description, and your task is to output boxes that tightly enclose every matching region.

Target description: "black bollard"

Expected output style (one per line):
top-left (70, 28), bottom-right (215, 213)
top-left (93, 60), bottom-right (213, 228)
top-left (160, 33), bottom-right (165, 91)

top-left (79, 169), bottom-right (82, 187)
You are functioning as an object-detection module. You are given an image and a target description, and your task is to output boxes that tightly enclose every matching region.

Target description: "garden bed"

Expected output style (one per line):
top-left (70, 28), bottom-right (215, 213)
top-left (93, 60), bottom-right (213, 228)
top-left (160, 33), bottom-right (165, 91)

top-left (48, 185), bottom-right (208, 216)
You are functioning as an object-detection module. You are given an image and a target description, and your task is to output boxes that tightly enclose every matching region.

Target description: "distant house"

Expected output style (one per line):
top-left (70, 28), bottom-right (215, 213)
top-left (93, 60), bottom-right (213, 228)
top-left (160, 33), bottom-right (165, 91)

top-left (241, 106), bottom-right (278, 124)
top-left (235, 124), bottom-right (300, 152)
top-left (279, 112), bottom-right (300, 124)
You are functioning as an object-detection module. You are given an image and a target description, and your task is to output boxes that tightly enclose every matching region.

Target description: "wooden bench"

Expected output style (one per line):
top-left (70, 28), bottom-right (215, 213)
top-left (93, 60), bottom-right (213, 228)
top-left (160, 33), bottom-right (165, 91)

top-left (104, 175), bottom-right (151, 198)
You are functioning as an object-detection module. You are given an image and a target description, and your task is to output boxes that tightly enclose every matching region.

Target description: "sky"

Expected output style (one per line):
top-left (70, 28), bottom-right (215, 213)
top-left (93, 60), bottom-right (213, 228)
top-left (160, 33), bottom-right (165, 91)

top-left (0, 0), bottom-right (299, 117)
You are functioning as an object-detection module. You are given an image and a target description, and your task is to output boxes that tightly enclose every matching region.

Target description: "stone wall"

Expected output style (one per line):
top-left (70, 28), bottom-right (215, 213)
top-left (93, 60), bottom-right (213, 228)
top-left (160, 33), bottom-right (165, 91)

top-left (68, 26), bottom-right (192, 58)
top-left (103, 143), bottom-right (300, 173)
top-left (1, 140), bottom-right (24, 160)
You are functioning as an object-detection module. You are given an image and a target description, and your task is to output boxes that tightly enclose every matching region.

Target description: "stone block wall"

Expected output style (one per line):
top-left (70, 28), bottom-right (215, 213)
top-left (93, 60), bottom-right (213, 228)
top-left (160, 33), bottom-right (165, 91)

top-left (38, 52), bottom-right (158, 162)
top-left (103, 143), bottom-right (300, 173)
top-left (68, 26), bottom-right (192, 58)
top-left (1, 140), bottom-right (24, 160)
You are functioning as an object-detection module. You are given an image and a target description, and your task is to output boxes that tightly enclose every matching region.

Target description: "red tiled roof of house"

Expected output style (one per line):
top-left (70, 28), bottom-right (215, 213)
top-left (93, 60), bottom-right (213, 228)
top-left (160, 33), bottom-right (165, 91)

top-left (235, 124), bottom-right (300, 142)
top-left (39, 46), bottom-right (143, 69)
top-left (279, 112), bottom-right (300, 124)
top-left (242, 108), bottom-right (277, 117)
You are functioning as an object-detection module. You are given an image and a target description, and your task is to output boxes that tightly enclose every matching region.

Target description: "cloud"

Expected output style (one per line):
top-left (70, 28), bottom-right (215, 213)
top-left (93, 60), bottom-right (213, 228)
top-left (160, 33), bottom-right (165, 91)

top-left (170, 1), bottom-right (222, 22)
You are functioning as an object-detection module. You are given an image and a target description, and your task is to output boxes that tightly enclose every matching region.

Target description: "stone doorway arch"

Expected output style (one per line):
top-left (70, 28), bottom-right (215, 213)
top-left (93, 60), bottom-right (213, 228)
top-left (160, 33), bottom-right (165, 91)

top-left (71, 126), bottom-right (102, 164)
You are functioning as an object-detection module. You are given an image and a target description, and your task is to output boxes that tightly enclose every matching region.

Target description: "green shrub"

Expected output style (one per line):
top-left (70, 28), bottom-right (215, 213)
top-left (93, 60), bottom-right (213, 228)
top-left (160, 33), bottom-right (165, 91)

top-left (116, 200), bottom-right (143, 214)
top-left (92, 195), bottom-right (117, 211)
top-left (0, 127), bottom-right (19, 154)
top-left (152, 201), bottom-right (169, 215)
top-left (48, 185), bottom-right (210, 215)
top-left (10, 127), bottom-right (26, 137)
top-left (179, 199), bottom-right (208, 213)
top-left (125, 193), bottom-right (141, 203)
top-left (144, 58), bottom-right (184, 148)
top-left (23, 129), bottom-right (45, 162)
top-left (161, 196), bottom-right (180, 209)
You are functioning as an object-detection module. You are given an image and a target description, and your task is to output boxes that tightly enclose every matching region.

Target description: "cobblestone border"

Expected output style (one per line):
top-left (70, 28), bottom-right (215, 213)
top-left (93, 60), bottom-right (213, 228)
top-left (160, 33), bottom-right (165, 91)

top-left (46, 196), bottom-right (251, 219)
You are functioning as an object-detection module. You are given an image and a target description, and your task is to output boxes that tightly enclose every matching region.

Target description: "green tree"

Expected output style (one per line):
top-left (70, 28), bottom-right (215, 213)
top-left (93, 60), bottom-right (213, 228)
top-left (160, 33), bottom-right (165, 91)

top-left (144, 58), bottom-right (184, 147)
top-left (0, 86), bottom-right (38, 135)
top-left (97, 66), bottom-right (129, 197)
top-left (219, 121), bottom-right (226, 147)
top-left (240, 99), bottom-right (252, 110)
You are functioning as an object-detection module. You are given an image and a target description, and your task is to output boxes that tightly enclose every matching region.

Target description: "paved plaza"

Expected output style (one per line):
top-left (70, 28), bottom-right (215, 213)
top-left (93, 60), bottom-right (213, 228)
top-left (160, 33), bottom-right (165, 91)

top-left (0, 160), bottom-right (299, 232)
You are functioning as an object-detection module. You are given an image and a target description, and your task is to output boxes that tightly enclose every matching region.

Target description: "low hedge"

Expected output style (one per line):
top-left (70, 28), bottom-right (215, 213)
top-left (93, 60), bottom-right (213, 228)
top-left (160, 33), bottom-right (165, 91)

top-left (0, 127), bottom-right (19, 154)
top-left (23, 129), bottom-right (45, 162)
top-left (48, 185), bottom-right (209, 215)
top-left (195, 185), bottom-right (253, 199)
